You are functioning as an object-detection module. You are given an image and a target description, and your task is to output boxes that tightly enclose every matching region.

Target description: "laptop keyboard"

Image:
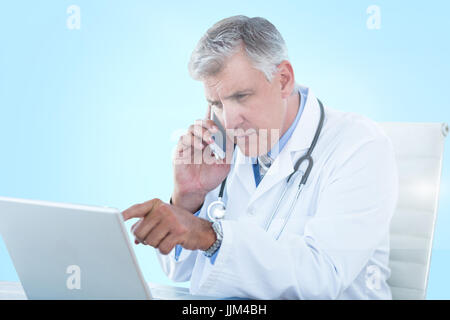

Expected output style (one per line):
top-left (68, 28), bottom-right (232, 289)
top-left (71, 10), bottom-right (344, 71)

top-left (149, 286), bottom-right (215, 300)
top-left (149, 285), bottom-right (191, 299)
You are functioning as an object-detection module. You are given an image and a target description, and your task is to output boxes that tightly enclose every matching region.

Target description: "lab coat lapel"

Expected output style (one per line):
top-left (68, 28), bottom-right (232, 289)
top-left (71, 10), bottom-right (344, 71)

top-left (246, 87), bottom-right (323, 208)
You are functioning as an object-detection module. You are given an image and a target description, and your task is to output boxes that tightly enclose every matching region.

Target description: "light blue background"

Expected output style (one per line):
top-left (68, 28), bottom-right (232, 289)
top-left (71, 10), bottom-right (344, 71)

top-left (1, 1), bottom-right (449, 298)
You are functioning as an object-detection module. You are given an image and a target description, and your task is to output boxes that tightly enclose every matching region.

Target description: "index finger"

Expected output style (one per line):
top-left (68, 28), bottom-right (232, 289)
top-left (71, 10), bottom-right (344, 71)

top-left (121, 198), bottom-right (163, 221)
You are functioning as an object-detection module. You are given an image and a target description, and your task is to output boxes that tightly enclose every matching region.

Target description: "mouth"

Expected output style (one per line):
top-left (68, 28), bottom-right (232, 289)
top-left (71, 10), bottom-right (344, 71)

top-left (234, 128), bottom-right (257, 138)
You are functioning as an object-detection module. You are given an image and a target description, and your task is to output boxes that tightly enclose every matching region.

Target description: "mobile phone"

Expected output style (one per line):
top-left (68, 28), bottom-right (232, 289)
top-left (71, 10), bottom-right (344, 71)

top-left (209, 109), bottom-right (227, 160)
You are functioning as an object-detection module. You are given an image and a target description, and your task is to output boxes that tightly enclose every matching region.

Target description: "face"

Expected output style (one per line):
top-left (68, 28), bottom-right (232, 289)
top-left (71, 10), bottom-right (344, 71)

top-left (203, 47), bottom-right (294, 157)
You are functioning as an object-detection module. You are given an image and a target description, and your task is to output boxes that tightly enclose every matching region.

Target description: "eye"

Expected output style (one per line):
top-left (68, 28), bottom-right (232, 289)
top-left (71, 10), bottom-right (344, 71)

top-left (236, 94), bottom-right (247, 100)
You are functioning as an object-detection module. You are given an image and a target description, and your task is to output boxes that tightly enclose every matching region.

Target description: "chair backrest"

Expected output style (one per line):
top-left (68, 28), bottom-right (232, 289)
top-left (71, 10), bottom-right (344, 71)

top-left (378, 122), bottom-right (448, 300)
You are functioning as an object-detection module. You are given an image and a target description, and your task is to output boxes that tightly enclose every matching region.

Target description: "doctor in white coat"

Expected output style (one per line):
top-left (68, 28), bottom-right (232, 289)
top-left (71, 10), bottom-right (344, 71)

top-left (122, 15), bottom-right (399, 299)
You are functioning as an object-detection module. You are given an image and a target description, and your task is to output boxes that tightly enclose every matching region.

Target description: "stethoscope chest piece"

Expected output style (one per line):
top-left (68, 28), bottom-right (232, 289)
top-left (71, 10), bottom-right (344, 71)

top-left (207, 198), bottom-right (226, 222)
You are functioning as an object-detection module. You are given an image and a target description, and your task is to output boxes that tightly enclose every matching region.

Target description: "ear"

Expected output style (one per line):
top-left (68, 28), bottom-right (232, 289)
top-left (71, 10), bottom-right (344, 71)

top-left (277, 60), bottom-right (295, 99)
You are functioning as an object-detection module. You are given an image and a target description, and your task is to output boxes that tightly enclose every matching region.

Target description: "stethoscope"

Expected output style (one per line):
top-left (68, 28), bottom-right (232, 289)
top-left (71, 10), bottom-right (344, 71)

top-left (207, 98), bottom-right (325, 240)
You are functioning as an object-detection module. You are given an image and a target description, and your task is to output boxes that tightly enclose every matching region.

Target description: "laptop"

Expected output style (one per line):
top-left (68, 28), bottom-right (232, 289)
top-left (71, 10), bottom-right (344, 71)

top-left (0, 196), bottom-right (216, 300)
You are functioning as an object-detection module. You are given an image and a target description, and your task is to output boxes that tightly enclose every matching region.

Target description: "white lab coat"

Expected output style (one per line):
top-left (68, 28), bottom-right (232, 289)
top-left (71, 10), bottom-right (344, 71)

top-left (157, 85), bottom-right (399, 299)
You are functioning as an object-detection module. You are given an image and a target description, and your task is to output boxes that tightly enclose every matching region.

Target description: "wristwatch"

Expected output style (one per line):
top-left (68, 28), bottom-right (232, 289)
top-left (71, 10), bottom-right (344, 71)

top-left (203, 221), bottom-right (223, 257)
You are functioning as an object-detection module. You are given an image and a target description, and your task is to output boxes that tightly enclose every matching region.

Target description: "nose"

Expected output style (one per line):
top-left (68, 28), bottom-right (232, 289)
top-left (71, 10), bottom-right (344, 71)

top-left (222, 105), bottom-right (244, 131)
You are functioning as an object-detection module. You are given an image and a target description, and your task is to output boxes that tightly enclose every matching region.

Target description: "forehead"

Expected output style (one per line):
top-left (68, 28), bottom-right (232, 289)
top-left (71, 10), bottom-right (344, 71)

top-left (203, 49), bottom-right (264, 99)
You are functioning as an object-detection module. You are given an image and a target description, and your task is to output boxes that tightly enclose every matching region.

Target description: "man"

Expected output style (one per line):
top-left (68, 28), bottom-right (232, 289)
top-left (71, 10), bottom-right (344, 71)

top-left (122, 15), bottom-right (398, 299)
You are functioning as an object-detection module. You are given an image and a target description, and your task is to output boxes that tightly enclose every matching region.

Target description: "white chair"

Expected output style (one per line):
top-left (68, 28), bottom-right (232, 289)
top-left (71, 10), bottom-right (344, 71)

top-left (378, 122), bottom-right (448, 300)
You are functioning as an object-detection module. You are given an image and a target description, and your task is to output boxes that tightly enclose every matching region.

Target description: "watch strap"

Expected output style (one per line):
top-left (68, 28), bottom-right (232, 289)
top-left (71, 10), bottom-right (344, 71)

top-left (203, 221), bottom-right (223, 257)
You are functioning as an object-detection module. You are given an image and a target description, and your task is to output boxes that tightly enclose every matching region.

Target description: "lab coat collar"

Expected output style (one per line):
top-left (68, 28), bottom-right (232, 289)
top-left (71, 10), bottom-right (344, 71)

top-left (233, 85), bottom-right (323, 207)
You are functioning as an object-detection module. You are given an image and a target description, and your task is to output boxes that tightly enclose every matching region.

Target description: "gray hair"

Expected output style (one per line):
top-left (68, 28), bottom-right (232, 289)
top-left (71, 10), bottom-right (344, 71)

top-left (188, 15), bottom-right (289, 83)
